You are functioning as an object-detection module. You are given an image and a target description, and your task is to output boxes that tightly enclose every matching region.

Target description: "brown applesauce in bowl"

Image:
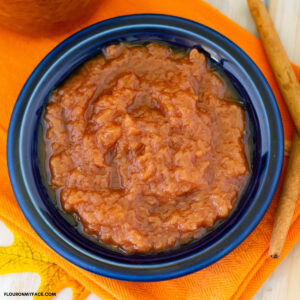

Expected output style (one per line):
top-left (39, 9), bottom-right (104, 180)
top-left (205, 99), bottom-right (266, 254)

top-left (43, 42), bottom-right (249, 254)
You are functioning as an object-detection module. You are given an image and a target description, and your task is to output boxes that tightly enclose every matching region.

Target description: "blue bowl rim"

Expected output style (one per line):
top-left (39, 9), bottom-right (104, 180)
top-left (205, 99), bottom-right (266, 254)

top-left (7, 13), bottom-right (283, 282)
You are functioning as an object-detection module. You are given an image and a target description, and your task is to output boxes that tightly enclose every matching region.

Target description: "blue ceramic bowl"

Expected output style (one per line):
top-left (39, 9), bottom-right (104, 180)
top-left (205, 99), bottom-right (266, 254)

top-left (7, 14), bottom-right (283, 281)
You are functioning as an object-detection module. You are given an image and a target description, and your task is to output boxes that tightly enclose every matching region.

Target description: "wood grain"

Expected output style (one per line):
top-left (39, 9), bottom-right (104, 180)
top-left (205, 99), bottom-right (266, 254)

top-left (269, 0), bottom-right (300, 65)
top-left (205, 0), bottom-right (259, 36)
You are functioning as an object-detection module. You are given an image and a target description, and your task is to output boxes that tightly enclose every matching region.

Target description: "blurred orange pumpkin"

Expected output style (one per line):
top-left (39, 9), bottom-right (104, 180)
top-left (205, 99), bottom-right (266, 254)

top-left (0, 0), bottom-right (100, 36)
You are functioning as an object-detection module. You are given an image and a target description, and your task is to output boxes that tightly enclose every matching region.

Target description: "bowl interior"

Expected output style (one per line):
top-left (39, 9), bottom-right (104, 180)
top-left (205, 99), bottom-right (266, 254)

top-left (34, 35), bottom-right (260, 264)
top-left (8, 14), bottom-right (283, 280)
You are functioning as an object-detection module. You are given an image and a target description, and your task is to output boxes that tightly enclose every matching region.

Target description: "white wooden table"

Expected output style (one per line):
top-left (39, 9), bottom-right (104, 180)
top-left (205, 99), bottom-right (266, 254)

top-left (0, 0), bottom-right (299, 299)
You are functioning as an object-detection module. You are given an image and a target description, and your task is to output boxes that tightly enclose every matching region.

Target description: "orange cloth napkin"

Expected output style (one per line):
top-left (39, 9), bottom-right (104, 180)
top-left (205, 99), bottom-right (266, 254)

top-left (1, 0), bottom-right (300, 299)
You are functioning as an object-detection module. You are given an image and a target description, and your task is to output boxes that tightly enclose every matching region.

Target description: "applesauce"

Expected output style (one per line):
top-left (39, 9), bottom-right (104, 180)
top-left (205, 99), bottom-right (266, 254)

top-left (44, 42), bottom-right (249, 253)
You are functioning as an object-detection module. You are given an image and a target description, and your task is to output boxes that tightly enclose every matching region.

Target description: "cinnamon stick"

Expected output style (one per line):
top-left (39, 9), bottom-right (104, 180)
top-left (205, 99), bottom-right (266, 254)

top-left (247, 0), bottom-right (300, 258)
top-left (270, 132), bottom-right (300, 258)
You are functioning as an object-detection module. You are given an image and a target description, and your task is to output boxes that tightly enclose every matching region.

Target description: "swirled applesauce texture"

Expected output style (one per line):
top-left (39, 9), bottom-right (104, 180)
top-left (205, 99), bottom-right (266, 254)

top-left (44, 43), bottom-right (249, 253)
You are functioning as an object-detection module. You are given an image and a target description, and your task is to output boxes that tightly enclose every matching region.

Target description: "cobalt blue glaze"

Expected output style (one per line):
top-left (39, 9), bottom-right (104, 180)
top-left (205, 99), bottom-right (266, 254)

top-left (7, 14), bottom-right (283, 281)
